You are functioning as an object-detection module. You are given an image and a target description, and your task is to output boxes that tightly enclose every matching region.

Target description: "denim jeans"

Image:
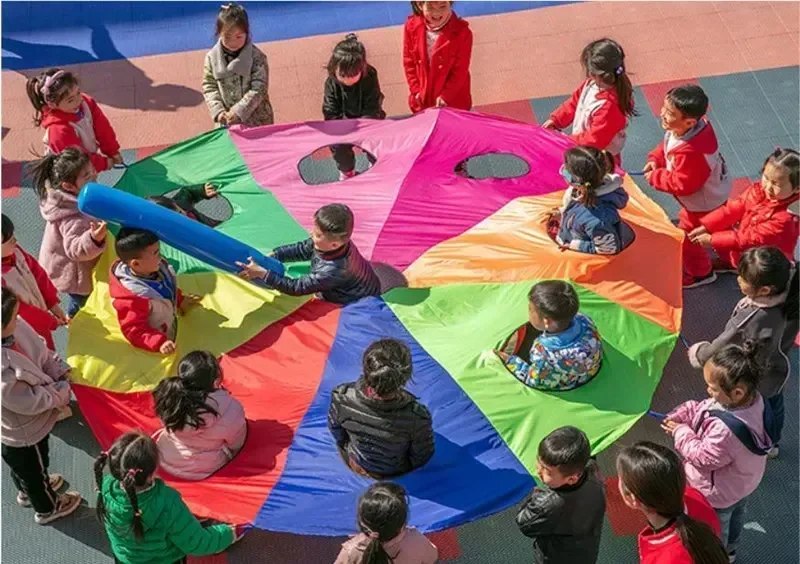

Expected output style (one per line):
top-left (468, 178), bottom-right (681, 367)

top-left (767, 392), bottom-right (785, 445)
top-left (716, 496), bottom-right (748, 552)
top-left (65, 294), bottom-right (88, 318)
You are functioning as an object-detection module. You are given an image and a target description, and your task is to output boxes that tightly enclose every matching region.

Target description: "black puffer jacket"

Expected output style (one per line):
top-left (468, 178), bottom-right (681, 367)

top-left (516, 464), bottom-right (606, 564)
top-left (264, 239), bottom-right (381, 305)
top-left (322, 65), bottom-right (386, 120)
top-left (327, 381), bottom-right (434, 478)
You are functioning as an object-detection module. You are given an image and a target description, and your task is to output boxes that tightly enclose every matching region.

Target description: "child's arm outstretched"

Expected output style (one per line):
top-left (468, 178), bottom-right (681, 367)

top-left (272, 239), bottom-right (315, 263)
top-left (164, 487), bottom-right (235, 556)
top-left (687, 322), bottom-right (739, 369)
top-left (645, 150), bottom-right (711, 197)
top-left (544, 81), bottom-right (584, 130)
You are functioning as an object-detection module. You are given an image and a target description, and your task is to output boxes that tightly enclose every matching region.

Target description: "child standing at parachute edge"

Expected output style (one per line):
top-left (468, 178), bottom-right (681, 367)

top-left (202, 3), bottom-right (274, 127)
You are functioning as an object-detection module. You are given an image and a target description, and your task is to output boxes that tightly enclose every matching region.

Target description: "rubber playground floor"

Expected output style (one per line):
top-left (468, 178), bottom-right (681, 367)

top-left (1, 2), bottom-right (799, 563)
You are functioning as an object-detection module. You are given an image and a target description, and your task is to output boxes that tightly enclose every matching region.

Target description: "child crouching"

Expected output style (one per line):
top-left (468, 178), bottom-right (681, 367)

top-left (110, 228), bottom-right (200, 355)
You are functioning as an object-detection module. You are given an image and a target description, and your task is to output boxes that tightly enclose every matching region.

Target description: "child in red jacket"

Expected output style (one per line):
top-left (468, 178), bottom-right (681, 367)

top-left (2, 214), bottom-right (67, 350)
top-left (617, 442), bottom-right (727, 564)
top-left (26, 68), bottom-right (121, 173)
top-left (544, 39), bottom-right (636, 166)
top-left (402, 1), bottom-right (472, 113)
top-left (689, 148), bottom-right (799, 269)
top-left (644, 84), bottom-right (732, 288)
top-left (109, 228), bottom-right (200, 355)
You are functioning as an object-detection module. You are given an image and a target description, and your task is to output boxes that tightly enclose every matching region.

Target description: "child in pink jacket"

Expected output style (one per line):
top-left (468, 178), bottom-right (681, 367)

top-left (29, 148), bottom-right (107, 318)
top-left (335, 482), bottom-right (438, 564)
top-left (662, 342), bottom-right (771, 561)
top-left (152, 351), bottom-right (246, 480)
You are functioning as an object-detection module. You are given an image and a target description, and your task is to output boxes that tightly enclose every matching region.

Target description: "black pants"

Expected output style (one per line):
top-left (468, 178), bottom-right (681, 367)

top-left (331, 144), bottom-right (356, 174)
top-left (1, 434), bottom-right (57, 514)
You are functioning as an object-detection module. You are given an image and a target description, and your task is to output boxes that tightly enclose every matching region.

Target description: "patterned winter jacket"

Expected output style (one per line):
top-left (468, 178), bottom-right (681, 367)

top-left (202, 40), bottom-right (274, 127)
top-left (505, 314), bottom-right (603, 391)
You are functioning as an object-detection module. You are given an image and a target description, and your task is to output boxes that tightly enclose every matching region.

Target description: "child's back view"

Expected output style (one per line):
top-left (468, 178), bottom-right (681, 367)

top-left (153, 351), bottom-right (247, 480)
top-left (516, 426), bottom-right (606, 564)
top-left (328, 339), bottom-right (434, 478)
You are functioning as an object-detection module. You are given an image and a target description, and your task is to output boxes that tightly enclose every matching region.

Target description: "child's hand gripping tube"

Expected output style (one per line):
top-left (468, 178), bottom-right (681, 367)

top-left (77, 183), bottom-right (284, 284)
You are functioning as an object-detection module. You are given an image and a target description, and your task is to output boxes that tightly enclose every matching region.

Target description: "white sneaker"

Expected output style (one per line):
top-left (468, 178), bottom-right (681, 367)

top-left (728, 550), bottom-right (737, 562)
top-left (34, 491), bottom-right (81, 524)
top-left (17, 474), bottom-right (65, 507)
top-left (767, 445), bottom-right (780, 459)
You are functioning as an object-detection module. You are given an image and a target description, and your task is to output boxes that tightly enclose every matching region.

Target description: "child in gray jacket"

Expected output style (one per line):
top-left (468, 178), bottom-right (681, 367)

top-left (688, 246), bottom-right (798, 457)
top-left (1, 291), bottom-right (81, 524)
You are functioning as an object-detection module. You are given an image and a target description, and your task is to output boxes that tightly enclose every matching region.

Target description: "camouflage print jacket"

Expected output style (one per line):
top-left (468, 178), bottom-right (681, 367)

top-left (202, 40), bottom-right (274, 127)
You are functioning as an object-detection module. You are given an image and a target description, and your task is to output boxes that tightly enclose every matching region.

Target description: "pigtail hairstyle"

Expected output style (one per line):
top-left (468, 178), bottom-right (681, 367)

top-left (762, 147), bottom-right (799, 191)
top-left (95, 431), bottom-right (159, 541)
top-left (563, 146), bottom-right (613, 208)
top-left (358, 482), bottom-right (409, 564)
top-left (216, 2), bottom-right (249, 37)
top-left (617, 442), bottom-right (728, 564)
top-left (709, 340), bottom-right (762, 399)
top-left (27, 147), bottom-right (91, 200)
top-left (581, 38), bottom-right (637, 118)
top-left (327, 34), bottom-right (368, 78)
top-left (152, 351), bottom-right (220, 432)
top-left (362, 339), bottom-right (413, 398)
top-left (25, 68), bottom-right (80, 126)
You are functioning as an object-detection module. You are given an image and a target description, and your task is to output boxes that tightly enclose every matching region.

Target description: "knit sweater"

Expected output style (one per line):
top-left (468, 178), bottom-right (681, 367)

top-left (101, 476), bottom-right (234, 564)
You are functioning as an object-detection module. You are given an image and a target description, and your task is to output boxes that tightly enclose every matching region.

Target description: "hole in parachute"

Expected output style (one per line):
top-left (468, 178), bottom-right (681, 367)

top-left (148, 184), bottom-right (233, 228)
top-left (454, 153), bottom-right (530, 180)
top-left (298, 144), bottom-right (376, 186)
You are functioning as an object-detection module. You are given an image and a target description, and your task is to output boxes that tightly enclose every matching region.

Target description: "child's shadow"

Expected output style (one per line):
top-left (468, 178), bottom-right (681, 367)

top-left (3, 24), bottom-right (203, 112)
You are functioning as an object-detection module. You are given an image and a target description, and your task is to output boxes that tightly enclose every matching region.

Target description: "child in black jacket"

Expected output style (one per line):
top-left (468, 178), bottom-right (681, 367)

top-left (328, 338), bottom-right (434, 478)
top-left (516, 426), bottom-right (606, 564)
top-left (237, 203), bottom-right (380, 305)
top-left (322, 34), bottom-right (385, 180)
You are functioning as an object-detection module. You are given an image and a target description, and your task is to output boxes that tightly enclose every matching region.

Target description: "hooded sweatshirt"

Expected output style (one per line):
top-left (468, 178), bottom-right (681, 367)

top-left (700, 181), bottom-right (800, 267)
top-left (688, 285), bottom-right (792, 399)
top-left (2, 245), bottom-right (60, 349)
top-left (38, 188), bottom-right (106, 296)
top-left (40, 93), bottom-right (119, 174)
top-left (647, 119), bottom-right (732, 213)
top-left (1, 318), bottom-right (71, 448)
top-left (668, 395), bottom-right (771, 509)
top-left (549, 79), bottom-right (629, 159)
top-left (109, 259), bottom-right (184, 353)
top-left (100, 475), bottom-right (233, 564)
top-left (334, 526), bottom-right (439, 564)
top-left (154, 389), bottom-right (247, 481)
top-left (556, 173), bottom-right (632, 255)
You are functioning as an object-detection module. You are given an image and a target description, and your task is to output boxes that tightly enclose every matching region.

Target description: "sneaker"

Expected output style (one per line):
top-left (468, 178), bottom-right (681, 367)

top-left (56, 405), bottom-right (72, 422)
top-left (17, 474), bottom-right (65, 507)
top-left (728, 549), bottom-right (737, 563)
top-left (768, 445), bottom-right (780, 459)
top-left (34, 491), bottom-right (81, 525)
top-left (683, 271), bottom-right (717, 289)
top-left (338, 170), bottom-right (356, 181)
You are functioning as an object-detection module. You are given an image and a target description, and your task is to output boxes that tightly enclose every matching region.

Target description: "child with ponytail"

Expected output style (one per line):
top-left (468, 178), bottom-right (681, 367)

top-left (617, 441), bottom-right (727, 564)
top-left (549, 145), bottom-right (633, 255)
top-left (543, 39), bottom-right (636, 166)
top-left (95, 431), bottom-right (242, 564)
top-left (663, 342), bottom-right (772, 561)
top-left (152, 351), bottom-right (247, 480)
top-left (28, 148), bottom-right (107, 318)
top-left (334, 482), bottom-right (438, 564)
top-left (25, 68), bottom-right (121, 173)
top-left (688, 246), bottom-right (796, 456)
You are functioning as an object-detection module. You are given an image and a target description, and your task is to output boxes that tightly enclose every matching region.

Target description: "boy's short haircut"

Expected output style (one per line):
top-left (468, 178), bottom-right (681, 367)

top-left (538, 426), bottom-right (591, 476)
top-left (115, 227), bottom-right (160, 263)
top-left (666, 84), bottom-right (708, 120)
top-left (314, 203), bottom-right (354, 240)
top-left (528, 280), bottom-right (580, 326)
top-left (362, 338), bottom-right (413, 397)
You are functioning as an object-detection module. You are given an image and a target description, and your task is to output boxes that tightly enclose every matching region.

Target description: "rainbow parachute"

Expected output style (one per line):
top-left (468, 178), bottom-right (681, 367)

top-left (68, 109), bottom-right (682, 535)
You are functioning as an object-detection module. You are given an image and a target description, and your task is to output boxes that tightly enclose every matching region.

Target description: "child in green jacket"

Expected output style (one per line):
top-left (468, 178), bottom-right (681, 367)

top-left (95, 431), bottom-right (243, 564)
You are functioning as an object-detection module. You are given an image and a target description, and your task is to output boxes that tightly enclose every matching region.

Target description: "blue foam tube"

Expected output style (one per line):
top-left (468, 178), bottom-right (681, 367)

top-left (78, 182), bottom-right (284, 279)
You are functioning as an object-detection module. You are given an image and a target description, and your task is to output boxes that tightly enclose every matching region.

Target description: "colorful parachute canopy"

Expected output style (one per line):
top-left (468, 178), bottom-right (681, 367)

top-left (68, 109), bottom-right (683, 535)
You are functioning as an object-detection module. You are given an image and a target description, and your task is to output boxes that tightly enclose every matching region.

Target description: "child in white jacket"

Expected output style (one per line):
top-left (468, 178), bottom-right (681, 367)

top-left (152, 350), bottom-right (247, 480)
top-left (1, 290), bottom-right (81, 524)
